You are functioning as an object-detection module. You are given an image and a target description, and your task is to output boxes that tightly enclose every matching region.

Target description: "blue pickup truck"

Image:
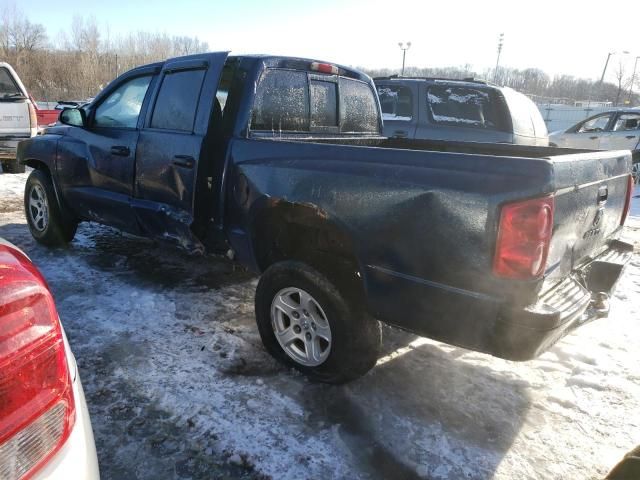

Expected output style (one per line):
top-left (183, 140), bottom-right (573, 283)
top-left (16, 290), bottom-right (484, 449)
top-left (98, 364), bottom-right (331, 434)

top-left (17, 52), bottom-right (634, 383)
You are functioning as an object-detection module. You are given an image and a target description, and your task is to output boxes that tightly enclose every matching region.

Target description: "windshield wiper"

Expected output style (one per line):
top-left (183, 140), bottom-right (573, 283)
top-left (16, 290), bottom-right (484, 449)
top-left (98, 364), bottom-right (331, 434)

top-left (0, 92), bottom-right (27, 100)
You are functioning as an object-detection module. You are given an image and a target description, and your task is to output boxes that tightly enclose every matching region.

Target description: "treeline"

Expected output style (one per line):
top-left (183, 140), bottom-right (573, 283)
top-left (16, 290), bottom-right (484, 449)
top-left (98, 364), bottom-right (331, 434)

top-left (2, 7), bottom-right (638, 106)
top-left (361, 64), bottom-right (640, 106)
top-left (1, 11), bottom-right (209, 101)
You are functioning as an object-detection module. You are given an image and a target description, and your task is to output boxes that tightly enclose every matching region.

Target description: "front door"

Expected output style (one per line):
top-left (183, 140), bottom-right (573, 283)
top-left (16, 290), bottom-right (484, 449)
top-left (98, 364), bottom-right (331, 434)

top-left (567, 112), bottom-right (615, 150)
top-left (56, 71), bottom-right (155, 233)
top-left (134, 52), bottom-right (228, 251)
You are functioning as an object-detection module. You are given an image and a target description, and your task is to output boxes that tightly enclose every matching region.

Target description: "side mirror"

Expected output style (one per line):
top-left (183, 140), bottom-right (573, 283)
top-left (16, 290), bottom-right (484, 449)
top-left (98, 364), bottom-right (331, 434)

top-left (59, 107), bottom-right (86, 128)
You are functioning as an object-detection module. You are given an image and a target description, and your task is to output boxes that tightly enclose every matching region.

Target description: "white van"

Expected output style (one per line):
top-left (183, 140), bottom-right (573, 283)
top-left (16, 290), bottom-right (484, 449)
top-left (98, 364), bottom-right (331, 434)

top-left (0, 62), bottom-right (37, 173)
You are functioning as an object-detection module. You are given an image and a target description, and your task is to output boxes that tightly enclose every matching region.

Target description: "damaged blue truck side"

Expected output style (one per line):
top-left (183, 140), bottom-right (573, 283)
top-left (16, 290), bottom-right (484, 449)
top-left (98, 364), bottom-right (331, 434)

top-left (17, 52), bottom-right (634, 383)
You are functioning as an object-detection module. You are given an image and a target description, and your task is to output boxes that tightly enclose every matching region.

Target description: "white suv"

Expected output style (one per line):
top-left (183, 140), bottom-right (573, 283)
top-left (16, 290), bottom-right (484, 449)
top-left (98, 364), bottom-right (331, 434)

top-left (0, 63), bottom-right (37, 173)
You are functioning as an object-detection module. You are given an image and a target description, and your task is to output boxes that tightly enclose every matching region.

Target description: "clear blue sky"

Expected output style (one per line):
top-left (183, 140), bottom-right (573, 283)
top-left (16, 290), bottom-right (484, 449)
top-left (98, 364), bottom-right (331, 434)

top-left (10, 0), bottom-right (640, 80)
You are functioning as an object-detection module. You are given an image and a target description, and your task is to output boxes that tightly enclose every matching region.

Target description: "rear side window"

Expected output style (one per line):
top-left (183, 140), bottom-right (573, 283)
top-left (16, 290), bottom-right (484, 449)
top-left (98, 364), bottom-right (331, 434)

top-left (251, 70), bottom-right (309, 132)
top-left (0, 68), bottom-right (21, 97)
top-left (427, 85), bottom-right (504, 131)
top-left (340, 78), bottom-right (379, 133)
top-left (613, 113), bottom-right (640, 131)
top-left (377, 85), bottom-right (413, 121)
top-left (151, 69), bottom-right (206, 132)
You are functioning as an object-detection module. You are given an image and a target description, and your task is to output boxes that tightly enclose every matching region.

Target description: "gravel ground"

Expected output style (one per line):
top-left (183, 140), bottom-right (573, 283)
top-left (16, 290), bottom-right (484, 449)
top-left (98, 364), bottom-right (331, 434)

top-left (1, 171), bottom-right (640, 480)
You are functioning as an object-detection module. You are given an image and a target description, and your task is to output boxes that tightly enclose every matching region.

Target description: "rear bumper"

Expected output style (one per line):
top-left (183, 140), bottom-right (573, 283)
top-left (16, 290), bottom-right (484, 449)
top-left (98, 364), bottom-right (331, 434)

top-left (366, 239), bottom-right (633, 360)
top-left (490, 239), bottom-right (633, 359)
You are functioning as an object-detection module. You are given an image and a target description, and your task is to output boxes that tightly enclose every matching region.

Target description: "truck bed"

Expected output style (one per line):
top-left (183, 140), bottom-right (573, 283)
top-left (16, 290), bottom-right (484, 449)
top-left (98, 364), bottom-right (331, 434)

top-left (231, 135), bottom-right (631, 357)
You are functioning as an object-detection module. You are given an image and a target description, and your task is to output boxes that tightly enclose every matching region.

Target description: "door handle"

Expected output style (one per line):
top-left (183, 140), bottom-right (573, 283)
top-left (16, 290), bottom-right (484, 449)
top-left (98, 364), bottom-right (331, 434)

top-left (110, 145), bottom-right (130, 156)
top-left (173, 154), bottom-right (195, 168)
top-left (393, 130), bottom-right (408, 138)
top-left (589, 136), bottom-right (599, 140)
top-left (625, 135), bottom-right (637, 139)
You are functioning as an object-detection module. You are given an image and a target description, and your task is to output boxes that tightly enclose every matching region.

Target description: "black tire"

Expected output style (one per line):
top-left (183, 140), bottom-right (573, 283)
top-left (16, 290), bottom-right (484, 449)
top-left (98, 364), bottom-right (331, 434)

top-left (1, 158), bottom-right (26, 174)
top-left (255, 261), bottom-right (381, 384)
top-left (24, 169), bottom-right (77, 246)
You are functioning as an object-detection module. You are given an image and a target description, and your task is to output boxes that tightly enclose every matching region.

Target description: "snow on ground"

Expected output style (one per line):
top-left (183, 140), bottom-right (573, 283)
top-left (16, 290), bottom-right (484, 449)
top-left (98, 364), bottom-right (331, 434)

top-left (1, 172), bottom-right (640, 479)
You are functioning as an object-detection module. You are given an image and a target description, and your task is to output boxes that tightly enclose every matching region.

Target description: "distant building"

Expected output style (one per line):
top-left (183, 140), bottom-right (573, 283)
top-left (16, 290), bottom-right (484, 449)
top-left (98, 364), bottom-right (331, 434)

top-left (574, 100), bottom-right (613, 107)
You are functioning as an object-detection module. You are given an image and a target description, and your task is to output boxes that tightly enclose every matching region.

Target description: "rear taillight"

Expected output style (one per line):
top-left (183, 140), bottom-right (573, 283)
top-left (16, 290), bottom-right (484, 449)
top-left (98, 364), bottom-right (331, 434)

top-left (27, 102), bottom-right (37, 137)
top-left (620, 174), bottom-right (633, 226)
top-left (0, 247), bottom-right (75, 480)
top-left (493, 195), bottom-right (555, 280)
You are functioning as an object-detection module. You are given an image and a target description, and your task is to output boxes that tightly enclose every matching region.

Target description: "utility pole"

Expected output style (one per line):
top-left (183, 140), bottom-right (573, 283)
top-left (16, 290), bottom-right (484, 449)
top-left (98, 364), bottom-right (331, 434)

top-left (599, 52), bottom-right (614, 85)
top-left (493, 33), bottom-right (504, 84)
top-left (628, 56), bottom-right (639, 105)
top-left (398, 42), bottom-right (411, 76)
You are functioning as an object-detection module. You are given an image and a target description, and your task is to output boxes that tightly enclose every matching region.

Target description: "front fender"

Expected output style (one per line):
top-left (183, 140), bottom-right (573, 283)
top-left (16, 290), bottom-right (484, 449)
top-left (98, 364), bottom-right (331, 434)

top-left (17, 134), bottom-right (61, 172)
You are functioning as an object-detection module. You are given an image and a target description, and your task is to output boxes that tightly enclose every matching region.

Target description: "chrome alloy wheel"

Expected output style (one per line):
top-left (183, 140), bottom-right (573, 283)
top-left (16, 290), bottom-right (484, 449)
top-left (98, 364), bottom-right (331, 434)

top-left (270, 287), bottom-right (332, 367)
top-left (28, 184), bottom-right (49, 232)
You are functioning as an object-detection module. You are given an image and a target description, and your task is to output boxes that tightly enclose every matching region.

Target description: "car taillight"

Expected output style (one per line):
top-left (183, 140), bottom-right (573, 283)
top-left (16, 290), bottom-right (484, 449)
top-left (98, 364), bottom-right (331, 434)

top-left (0, 247), bottom-right (75, 480)
top-left (28, 102), bottom-right (38, 137)
top-left (493, 195), bottom-right (555, 280)
top-left (620, 174), bottom-right (633, 226)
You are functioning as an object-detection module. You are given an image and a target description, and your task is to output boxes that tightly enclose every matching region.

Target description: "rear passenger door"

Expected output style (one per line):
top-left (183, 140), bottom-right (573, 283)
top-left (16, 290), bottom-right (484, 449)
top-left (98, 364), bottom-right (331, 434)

top-left (600, 112), bottom-right (640, 151)
top-left (134, 52), bottom-right (228, 250)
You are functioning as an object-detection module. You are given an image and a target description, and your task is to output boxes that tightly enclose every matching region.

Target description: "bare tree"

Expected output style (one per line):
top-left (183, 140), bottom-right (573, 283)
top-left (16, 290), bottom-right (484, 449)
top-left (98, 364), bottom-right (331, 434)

top-left (612, 61), bottom-right (632, 106)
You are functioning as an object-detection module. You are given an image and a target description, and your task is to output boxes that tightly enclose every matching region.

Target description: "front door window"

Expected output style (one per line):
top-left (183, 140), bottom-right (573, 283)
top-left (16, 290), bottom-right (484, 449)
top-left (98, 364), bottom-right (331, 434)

top-left (94, 75), bottom-right (152, 128)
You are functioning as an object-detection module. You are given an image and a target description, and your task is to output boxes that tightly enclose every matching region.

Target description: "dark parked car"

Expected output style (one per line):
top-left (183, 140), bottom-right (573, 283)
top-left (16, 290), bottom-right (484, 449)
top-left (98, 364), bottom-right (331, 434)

top-left (375, 76), bottom-right (548, 145)
top-left (18, 53), bottom-right (634, 383)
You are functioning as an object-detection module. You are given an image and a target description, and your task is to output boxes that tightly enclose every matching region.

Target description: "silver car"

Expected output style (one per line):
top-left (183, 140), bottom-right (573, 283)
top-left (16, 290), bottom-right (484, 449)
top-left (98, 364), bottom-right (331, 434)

top-left (549, 109), bottom-right (640, 182)
top-left (0, 238), bottom-right (100, 480)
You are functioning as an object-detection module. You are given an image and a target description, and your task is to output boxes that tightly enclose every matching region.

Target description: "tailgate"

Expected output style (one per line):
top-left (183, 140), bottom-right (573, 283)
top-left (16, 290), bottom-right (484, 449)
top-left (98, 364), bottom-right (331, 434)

top-left (546, 149), bottom-right (632, 278)
top-left (0, 64), bottom-right (31, 136)
top-left (0, 100), bottom-right (30, 135)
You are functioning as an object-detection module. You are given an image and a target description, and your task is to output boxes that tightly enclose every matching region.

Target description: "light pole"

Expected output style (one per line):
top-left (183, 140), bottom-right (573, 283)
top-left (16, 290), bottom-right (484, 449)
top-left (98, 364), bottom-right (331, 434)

top-left (628, 56), bottom-right (639, 105)
top-left (493, 33), bottom-right (504, 84)
top-left (600, 50), bottom-right (630, 85)
top-left (398, 42), bottom-right (411, 76)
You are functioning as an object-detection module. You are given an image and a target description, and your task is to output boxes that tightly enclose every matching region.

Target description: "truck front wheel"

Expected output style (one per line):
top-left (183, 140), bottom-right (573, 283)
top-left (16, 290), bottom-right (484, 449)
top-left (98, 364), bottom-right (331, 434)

top-left (255, 261), bottom-right (381, 384)
top-left (24, 169), bottom-right (77, 246)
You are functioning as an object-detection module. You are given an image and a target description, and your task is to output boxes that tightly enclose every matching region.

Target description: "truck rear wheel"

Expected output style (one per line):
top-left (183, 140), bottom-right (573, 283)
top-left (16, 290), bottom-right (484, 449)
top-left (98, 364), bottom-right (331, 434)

top-left (255, 261), bottom-right (381, 384)
top-left (24, 169), bottom-right (77, 246)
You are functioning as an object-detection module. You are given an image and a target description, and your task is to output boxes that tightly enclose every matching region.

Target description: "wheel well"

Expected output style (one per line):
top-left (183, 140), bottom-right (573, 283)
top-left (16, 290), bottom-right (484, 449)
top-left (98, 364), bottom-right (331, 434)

top-left (252, 203), bottom-right (364, 299)
top-left (24, 158), bottom-right (51, 175)
top-left (22, 159), bottom-right (75, 222)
